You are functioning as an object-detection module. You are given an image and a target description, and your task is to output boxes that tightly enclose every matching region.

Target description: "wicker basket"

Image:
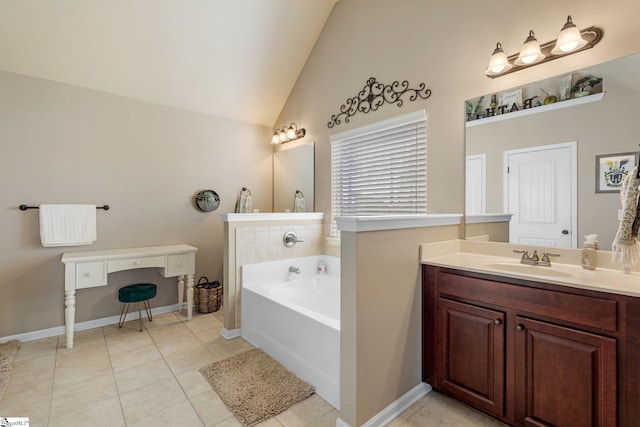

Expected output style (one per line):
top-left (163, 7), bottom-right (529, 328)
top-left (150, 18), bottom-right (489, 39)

top-left (194, 277), bottom-right (222, 313)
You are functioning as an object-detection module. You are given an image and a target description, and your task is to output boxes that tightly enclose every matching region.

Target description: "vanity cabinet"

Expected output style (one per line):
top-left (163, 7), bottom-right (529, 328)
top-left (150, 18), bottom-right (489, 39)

top-left (422, 265), bottom-right (634, 427)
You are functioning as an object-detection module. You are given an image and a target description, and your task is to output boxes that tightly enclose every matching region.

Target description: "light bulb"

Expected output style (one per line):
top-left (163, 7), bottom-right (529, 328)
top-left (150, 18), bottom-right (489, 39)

top-left (551, 16), bottom-right (587, 55)
top-left (279, 130), bottom-right (287, 142)
top-left (271, 133), bottom-right (280, 144)
top-left (515, 31), bottom-right (545, 66)
top-left (286, 127), bottom-right (296, 139)
top-left (485, 42), bottom-right (512, 76)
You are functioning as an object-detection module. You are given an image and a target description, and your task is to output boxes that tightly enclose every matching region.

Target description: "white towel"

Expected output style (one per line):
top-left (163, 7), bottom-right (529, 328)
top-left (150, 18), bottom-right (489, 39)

top-left (39, 204), bottom-right (97, 247)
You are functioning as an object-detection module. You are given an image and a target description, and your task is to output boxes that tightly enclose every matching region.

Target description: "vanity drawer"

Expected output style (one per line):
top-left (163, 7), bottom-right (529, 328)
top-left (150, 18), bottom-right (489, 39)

top-left (76, 261), bottom-right (106, 288)
top-left (167, 254), bottom-right (189, 276)
top-left (438, 270), bottom-right (618, 332)
top-left (107, 255), bottom-right (165, 273)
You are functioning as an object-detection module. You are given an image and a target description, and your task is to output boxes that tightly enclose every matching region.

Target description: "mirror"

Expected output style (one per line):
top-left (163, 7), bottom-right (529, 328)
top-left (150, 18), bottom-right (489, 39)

top-left (273, 142), bottom-right (314, 212)
top-left (465, 52), bottom-right (640, 248)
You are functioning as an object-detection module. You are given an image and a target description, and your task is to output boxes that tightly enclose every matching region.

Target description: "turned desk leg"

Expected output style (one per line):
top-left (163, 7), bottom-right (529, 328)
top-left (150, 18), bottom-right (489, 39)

top-left (186, 274), bottom-right (194, 320)
top-left (177, 275), bottom-right (185, 312)
top-left (65, 290), bottom-right (76, 348)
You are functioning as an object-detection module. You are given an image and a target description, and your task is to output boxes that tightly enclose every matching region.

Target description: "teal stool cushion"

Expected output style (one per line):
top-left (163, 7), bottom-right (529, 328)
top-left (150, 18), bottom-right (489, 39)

top-left (118, 283), bottom-right (157, 303)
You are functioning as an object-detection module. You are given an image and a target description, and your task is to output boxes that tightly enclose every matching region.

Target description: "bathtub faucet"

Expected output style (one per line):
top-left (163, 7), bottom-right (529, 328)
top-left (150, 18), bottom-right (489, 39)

top-left (289, 266), bottom-right (301, 274)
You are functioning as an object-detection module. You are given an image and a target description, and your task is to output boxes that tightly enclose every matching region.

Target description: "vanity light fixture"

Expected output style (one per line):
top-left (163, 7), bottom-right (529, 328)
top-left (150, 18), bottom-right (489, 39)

top-left (485, 15), bottom-right (602, 78)
top-left (271, 123), bottom-right (306, 144)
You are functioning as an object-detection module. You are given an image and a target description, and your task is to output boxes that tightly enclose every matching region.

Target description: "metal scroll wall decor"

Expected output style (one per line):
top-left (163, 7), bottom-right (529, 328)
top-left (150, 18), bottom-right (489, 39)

top-left (327, 77), bottom-right (432, 128)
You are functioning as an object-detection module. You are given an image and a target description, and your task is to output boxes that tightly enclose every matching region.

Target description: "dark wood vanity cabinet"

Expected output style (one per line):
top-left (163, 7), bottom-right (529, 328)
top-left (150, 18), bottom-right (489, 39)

top-left (422, 265), bottom-right (638, 427)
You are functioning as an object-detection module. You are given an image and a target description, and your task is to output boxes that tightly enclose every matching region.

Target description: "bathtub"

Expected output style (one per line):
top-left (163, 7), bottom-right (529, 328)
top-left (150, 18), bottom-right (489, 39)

top-left (241, 255), bottom-right (340, 409)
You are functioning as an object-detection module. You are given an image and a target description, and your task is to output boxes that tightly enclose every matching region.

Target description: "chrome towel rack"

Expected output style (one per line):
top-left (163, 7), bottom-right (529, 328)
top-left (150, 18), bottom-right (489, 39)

top-left (19, 204), bottom-right (110, 211)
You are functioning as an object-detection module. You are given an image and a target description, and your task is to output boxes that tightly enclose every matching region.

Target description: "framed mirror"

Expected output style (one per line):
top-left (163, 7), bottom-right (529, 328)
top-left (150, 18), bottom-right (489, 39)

top-left (465, 52), bottom-right (640, 248)
top-left (273, 142), bottom-right (314, 212)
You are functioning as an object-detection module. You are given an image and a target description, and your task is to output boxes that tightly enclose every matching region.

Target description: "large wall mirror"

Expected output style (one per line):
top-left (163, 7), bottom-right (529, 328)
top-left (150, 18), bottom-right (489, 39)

top-left (465, 52), bottom-right (640, 249)
top-left (273, 142), bottom-right (314, 212)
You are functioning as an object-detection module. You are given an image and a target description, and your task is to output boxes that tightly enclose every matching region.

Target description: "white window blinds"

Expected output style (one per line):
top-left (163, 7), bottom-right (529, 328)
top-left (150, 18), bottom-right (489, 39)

top-left (330, 110), bottom-right (427, 234)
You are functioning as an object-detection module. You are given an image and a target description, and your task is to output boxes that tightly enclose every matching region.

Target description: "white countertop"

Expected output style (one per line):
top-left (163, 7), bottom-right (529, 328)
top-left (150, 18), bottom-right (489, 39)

top-left (420, 239), bottom-right (640, 298)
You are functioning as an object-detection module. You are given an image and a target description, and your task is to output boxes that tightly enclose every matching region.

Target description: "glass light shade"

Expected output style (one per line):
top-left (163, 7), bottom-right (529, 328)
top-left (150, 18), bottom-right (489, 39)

top-left (271, 133), bottom-right (280, 144)
top-left (514, 31), bottom-right (545, 65)
top-left (286, 127), bottom-right (296, 139)
top-left (551, 16), bottom-right (587, 54)
top-left (279, 130), bottom-right (287, 142)
top-left (485, 42), bottom-right (512, 76)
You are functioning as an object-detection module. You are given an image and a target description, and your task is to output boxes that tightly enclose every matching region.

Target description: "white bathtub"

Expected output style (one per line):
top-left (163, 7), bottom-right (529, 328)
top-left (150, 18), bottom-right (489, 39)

top-left (241, 256), bottom-right (340, 409)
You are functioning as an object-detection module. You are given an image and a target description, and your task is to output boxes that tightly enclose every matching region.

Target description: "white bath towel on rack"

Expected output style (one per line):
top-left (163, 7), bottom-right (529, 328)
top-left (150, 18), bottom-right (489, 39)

top-left (39, 204), bottom-right (97, 247)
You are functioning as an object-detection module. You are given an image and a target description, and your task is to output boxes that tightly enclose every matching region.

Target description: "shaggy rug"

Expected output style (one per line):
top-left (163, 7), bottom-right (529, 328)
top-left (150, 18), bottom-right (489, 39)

top-left (199, 348), bottom-right (314, 426)
top-left (0, 340), bottom-right (20, 401)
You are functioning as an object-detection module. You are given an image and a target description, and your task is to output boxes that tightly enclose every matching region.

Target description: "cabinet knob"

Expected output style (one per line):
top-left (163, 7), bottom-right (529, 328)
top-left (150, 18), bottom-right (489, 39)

top-left (516, 324), bottom-right (524, 332)
top-left (494, 319), bottom-right (502, 326)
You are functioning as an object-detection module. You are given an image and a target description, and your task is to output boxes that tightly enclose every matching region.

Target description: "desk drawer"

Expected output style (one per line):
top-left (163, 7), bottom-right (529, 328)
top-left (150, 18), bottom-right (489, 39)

top-left (167, 254), bottom-right (189, 276)
top-left (76, 261), bottom-right (106, 288)
top-left (108, 255), bottom-right (165, 273)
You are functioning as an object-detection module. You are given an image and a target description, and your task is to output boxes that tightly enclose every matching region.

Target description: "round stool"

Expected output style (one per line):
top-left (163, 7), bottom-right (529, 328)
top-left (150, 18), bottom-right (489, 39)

top-left (117, 283), bottom-right (157, 332)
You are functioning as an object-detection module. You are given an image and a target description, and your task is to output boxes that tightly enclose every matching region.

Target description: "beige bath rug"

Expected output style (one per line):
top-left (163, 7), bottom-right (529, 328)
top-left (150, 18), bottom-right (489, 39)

top-left (199, 348), bottom-right (314, 426)
top-left (0, 339), bottom-right (21, 401)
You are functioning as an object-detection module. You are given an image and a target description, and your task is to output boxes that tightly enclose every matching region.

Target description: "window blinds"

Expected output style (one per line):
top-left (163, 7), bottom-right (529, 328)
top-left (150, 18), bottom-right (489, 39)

top-left (330, 111), bottom-right (427, 234)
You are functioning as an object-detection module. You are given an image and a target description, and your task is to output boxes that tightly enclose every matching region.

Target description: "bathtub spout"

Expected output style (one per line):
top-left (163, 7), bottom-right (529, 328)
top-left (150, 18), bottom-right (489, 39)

top-left (289, 266), bottom-right (301, 274)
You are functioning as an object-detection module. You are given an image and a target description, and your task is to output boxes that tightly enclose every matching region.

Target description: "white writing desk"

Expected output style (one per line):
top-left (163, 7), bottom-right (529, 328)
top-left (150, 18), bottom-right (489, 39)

top-left (61, 244), bottom-right (198, 348)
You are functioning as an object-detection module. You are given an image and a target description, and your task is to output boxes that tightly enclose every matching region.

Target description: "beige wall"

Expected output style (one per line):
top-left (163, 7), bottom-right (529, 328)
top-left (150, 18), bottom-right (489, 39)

top-left (0, 70), bottom-right (272, 337)
top-left (340, 225), bottom-right (460, 426)
top-left (278, 0), bottom-right (640, 424)
top-left (466, 221), bottom-right (510, 243)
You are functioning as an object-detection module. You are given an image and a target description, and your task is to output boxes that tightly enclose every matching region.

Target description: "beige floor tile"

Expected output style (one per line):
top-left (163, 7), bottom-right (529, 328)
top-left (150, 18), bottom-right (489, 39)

top-left (148, 322), bottom-right (196, 344)
top-left (105, 328), bottom-right (154, 355)
top-left (109, 342), bottom-right (163, 372)
top-left (57, 327), bottom-right (105, 349)
top-left (190, 389), bottom-right (236, 427)
top-left (163, 344), bottom-right (217, 376)
top-left (193, 322), bottom-right (224, 343)
top-left (50, 373), bottom-right (118, 419)
top-left (153, 331), bottom-right (204, 358)
top-left (114, 358), bottom-right (173, 394)
top-left (275, 394), bottom-right (334, 427)
top-left (306, 408), bottom-right (339, 427)
top-left (12, 336), bottom-right (57, 362)
top-left (254, 418), bottom-right (284, 427)
top-left (212, 416), bottom-right (244, 427)
top-left (128, 400), bottom-right (204, 427)
top-left (176, 369), bottom-right (214, 398)
top-left (54, 345), bottom-right (113, 387)
top-left (204, 336), bottom-right (254, 360)
top-left (48, 396), bottom-right (124, 427)
top-left (183, 312), bottom-right (223, 333)
top-left (143, 312), bottom-right (182, 329)
top-left (119, 376), bottom-right (187, 423)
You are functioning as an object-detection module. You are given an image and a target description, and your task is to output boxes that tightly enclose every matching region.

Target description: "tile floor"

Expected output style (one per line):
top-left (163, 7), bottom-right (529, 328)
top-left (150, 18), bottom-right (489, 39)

top-left (0, 308), bottom-right (506, 426)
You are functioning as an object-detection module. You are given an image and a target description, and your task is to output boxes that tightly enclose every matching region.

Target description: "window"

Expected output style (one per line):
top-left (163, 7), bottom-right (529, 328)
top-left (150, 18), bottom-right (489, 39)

top-left (330, 110), bottom-right (427, 234)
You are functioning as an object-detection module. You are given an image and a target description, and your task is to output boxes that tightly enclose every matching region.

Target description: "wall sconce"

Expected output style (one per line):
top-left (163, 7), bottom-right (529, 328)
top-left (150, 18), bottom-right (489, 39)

top-left (485, 16), bottom-right (603, 78)
top-left (271, 123), bottom-right (306, 144)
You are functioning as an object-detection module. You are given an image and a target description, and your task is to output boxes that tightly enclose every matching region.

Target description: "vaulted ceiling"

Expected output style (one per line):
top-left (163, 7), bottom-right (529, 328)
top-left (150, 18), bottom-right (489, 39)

top-left (0, 1), bottom-right (337, 127)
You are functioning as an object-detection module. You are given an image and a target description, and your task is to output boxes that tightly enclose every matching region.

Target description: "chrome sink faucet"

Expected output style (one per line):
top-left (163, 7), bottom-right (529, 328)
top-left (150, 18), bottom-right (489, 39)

top-left (513, 249), bottom-right (560, 267)
top-left (289, 266), bottom-right (301, 274)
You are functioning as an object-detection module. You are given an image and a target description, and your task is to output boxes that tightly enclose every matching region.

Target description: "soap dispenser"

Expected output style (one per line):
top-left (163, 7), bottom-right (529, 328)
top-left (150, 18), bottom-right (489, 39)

top-left (581, 235), bottom-right (598, 270)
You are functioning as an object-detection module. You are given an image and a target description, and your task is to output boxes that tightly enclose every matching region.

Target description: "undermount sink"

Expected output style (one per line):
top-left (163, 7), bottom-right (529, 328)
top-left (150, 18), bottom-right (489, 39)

top-left (484, 262), bottom-right (576, 278)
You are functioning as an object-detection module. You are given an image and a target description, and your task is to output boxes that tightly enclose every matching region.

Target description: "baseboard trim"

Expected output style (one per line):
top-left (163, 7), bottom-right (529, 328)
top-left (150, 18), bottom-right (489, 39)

top-left (336, 382), bottom-right (432, 427)
top-left (221, 327), bottom-right (241, 340)
top-left (0, 304), bottom-right (181, 343)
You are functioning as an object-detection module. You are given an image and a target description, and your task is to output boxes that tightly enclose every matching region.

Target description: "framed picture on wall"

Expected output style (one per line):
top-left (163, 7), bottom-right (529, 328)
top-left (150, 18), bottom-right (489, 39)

top-left (596, 152), bottom-right (639, 193)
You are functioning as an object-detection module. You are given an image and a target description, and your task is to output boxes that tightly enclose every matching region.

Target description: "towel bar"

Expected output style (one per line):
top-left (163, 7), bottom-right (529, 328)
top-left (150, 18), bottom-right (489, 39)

top-left (19, 204), bottom-right (110, 211)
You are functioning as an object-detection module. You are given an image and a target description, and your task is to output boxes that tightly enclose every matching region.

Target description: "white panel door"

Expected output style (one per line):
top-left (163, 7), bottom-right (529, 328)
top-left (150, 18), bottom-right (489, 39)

top-left (505, 142), bottom-right (576, 248)
top-left (466, 154), bottom-right (486, 215)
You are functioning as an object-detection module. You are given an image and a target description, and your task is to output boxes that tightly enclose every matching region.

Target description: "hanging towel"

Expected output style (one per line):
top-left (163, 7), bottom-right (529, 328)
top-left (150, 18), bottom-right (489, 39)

top-left (294, 190), bottom-right (306, 212)
top-left (235, 188), bottom-right (253, 213)
top-left (612, 166), bottom-right (640, 265)
top-left (39, 204), bottom-right (97, 247)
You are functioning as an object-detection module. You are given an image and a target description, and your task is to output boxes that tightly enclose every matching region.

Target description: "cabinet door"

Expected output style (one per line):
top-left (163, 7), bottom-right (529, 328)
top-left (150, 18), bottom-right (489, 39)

top-left (437, 297), bottom-right (505, 417)
top-left (515, 316), bottom-right (616, 427)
